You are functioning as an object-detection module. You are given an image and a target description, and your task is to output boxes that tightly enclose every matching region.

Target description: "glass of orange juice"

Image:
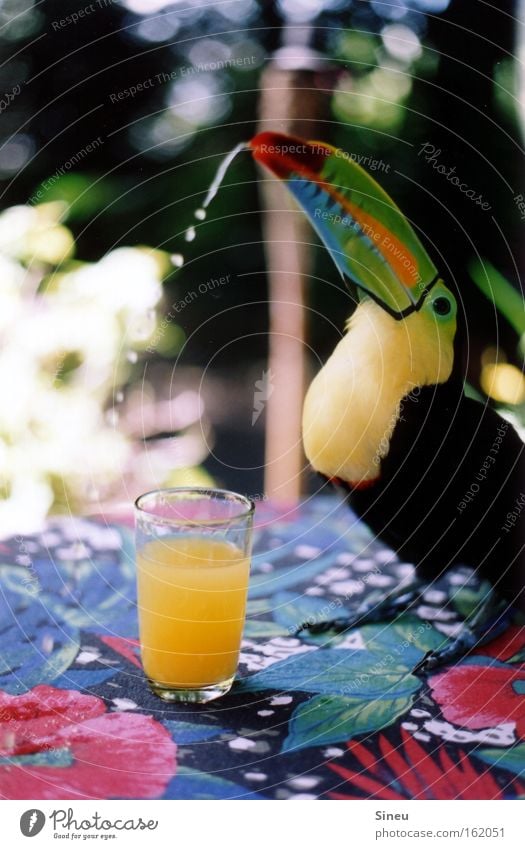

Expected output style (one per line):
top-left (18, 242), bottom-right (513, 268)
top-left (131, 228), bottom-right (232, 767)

top-left (135, 487), bottom-right (254, 703)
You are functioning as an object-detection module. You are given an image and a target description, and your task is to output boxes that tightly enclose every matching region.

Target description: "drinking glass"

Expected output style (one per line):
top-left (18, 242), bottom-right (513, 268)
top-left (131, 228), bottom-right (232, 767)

top-left (135, 487), bottom-right (254, 703)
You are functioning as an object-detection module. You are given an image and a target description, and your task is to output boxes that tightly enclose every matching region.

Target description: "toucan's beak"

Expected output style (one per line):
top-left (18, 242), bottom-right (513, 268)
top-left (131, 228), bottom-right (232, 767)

top-left (249, 131), bottom-right (439, 319)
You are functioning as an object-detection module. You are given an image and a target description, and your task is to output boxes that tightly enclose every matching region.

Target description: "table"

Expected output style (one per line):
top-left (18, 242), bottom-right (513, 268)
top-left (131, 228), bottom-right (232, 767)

top-left (1, 497), bottom-right (524, 800)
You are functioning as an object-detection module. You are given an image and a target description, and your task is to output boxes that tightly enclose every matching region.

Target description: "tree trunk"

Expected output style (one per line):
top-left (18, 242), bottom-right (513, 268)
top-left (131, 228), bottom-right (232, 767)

top-left (258, 65), bottom-right (328, 503)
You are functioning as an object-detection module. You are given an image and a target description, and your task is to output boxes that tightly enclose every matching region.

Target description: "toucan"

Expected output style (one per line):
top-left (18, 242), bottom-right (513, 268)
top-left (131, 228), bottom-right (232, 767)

top-left (249, 131), bottom-right (525, 672)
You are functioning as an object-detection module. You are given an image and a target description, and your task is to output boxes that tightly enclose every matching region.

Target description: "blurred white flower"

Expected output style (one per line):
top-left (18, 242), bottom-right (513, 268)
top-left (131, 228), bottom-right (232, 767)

top-left (0, 204), bottom-right (166, 535)
top-left (0, 202), bottom-right (73, 264)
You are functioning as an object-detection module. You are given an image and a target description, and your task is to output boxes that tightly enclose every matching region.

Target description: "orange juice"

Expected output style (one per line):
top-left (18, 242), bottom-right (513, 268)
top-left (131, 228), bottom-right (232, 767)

top-left (136, 536), bottom-right (250, 688)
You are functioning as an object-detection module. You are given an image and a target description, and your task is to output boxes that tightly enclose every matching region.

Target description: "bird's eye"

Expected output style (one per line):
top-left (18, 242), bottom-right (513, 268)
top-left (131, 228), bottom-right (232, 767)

top-left (432, 296), bottom-right (452, 316)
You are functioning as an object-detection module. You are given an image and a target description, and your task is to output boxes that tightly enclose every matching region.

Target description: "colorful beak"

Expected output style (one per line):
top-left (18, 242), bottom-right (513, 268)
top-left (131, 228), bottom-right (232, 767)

top-left (250, 131), bottom-right (439, 318)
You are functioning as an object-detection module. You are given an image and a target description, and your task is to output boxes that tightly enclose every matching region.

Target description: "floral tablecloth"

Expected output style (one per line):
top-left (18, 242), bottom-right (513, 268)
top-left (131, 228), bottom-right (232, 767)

top-left (1, 497), bottom-right (524, 800)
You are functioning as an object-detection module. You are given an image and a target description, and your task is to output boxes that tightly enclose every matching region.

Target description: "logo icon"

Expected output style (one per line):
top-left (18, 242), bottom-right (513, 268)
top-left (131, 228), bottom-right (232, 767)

top-left (252, 369), bottom-right (274, 426)
top-left (20, 810), bottom-right (45, 837)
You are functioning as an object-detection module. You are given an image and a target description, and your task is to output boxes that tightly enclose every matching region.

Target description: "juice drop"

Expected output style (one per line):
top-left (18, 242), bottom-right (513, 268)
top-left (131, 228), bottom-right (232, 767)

top-left (176, 143), bottom-right (246, 258)
top-left (127, 350), bottom-right (138, 363)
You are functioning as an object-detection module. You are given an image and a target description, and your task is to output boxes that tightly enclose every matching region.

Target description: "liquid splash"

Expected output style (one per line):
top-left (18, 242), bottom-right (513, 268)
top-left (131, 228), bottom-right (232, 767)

top-left (177, 143), bottom-right (247, 253)
top-left (201, 141), bottom-right (248, 210)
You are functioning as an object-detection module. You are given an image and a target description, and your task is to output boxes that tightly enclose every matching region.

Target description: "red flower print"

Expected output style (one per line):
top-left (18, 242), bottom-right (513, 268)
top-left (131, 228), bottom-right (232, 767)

top-left (429, 665), bottom-right (525, 738)
top-left (328, 730), bottom-right (524, 800)
top-left (0, 685), bottom-right (176, 800)
top-left (476, 626), bottom-right (525, 663)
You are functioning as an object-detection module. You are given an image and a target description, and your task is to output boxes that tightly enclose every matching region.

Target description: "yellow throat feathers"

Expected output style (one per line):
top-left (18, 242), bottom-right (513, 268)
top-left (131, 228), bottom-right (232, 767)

top-left (302, 298), bottom-right (455, 485)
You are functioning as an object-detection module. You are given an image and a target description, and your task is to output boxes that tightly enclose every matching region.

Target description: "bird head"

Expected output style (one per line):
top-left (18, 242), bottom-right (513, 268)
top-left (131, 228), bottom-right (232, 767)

top-left (249, 131), bottom-right (457, 482)
top-left (250, 130), bottom-right (457, 380)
